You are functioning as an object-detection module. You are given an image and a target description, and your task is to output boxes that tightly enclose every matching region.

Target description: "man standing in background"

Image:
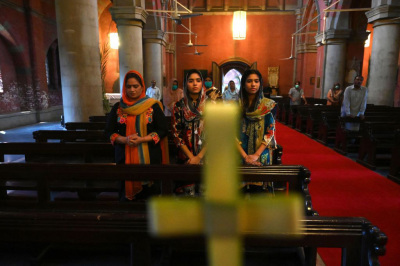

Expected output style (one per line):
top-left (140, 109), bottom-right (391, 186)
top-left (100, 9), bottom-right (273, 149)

top-left (288, 81), bottom-right (307, 105)
top-left (341, 75), bottom-right (368, 131)
top-left (146, 80), bottom-right (161, 101)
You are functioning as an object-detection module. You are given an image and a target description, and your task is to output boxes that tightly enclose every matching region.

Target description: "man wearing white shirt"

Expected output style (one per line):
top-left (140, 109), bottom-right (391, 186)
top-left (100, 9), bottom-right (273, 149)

top-left (146, 80), bottom-right (161, 101)
top-left (341, 75), bottom-right (368, 131)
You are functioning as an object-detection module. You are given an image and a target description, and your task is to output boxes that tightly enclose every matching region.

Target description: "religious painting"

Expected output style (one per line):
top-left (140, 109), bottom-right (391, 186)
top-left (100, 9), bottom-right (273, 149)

top-left (268, 67), bottom-right (279, 87)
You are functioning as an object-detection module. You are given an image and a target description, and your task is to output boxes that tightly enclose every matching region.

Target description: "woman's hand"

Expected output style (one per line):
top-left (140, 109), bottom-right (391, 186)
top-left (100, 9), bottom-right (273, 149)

top-left (127, 133), bottom-right (142, 146)
top-left (186, 155), bottom-right (202, 165)
top-left (244, 154), bottom-right (262, 166)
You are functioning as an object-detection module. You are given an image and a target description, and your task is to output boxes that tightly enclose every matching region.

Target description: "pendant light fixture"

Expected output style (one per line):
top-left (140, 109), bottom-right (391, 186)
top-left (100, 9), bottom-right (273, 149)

top-left (232, 11), bottom-right (246, 40)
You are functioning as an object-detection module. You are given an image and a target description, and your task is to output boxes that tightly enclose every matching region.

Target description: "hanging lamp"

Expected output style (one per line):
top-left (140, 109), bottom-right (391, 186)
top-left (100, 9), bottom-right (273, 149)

top-left (232, 11), bottom-right (246, 40)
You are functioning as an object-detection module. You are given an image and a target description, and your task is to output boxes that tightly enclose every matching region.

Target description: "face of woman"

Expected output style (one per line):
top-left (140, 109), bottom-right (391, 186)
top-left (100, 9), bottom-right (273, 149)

top-left (245, 74), bottom-right (260, 95)
top-left (125, 77), bottom-right (143, 100)
top-left (186, 73), bottom-right (202, 95)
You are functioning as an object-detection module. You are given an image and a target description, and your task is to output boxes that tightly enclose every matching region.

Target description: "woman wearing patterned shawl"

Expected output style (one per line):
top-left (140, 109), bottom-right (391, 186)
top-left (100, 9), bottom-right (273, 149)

top-left (237, 69), bottom-right (277, 193)
top-left (105, 70), bottom-right (169, 201)
top-left (171, 69), bottom-right (207, 195)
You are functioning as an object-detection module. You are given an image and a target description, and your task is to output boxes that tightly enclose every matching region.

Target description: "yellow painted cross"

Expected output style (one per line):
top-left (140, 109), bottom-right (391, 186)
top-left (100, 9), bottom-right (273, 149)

top-left (149, 103), bottom-right (302, 266)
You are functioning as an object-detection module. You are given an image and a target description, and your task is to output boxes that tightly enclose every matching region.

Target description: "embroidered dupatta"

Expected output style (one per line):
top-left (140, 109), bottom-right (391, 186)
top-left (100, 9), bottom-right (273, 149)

top-left (121, 70), bottom-right (169, 200)
top-left (243, 98), bottom-right (276, 155)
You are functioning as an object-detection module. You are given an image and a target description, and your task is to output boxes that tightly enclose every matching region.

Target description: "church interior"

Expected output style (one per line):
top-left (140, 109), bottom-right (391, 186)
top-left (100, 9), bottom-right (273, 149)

top-left (0, 0), bottom-right (400, 265)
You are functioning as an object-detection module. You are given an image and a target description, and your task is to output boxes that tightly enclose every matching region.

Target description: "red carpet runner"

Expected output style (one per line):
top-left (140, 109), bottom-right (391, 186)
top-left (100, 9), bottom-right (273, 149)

top-left (276, 122), bottom-right (400, 266)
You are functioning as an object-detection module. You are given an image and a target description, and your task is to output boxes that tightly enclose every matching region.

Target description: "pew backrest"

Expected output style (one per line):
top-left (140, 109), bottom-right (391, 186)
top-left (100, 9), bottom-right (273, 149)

top-left (0, 142), bottom-right (114, 163)
top-left (33, 130), bottom-right (108, 143)
top-left (65, 122), bottom-right (106, 131)
top-left (0, 163), bottom-right (315, 215)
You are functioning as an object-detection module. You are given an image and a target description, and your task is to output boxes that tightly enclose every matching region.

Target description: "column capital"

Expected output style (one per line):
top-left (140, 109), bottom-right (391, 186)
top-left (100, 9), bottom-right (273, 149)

top-left (109, 6), bottom-right (147, 27)
top-left (314, 32), bottom-right (324, 44)
top-left (350, 30), bottom-right (371, 43)
top-left (143, 30), bottom-right (167, 46)
top-left (325, 29), bottom-right (352, 40)
top-left (366, 4), bottom-right (400, 23)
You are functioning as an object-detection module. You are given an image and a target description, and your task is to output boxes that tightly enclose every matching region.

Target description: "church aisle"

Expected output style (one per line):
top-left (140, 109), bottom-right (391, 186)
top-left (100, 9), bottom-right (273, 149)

top-left (276, 122), bottom-right (400, 266)
top-left (0, 121), bottom-right (63, 142)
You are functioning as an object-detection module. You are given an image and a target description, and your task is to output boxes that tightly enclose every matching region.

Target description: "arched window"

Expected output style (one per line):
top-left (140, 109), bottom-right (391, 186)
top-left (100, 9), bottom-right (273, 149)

top-left (222, 69), bottom-right (241, 93)
top-left (45, 41), bottom-right (61, 90)
top-left (0, 68), bottom-right (3, 93)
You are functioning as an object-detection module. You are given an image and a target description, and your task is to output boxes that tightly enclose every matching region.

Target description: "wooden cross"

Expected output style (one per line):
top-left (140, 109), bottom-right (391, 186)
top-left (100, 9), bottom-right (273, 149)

top-left (149, 103), bottom-right (302, 266)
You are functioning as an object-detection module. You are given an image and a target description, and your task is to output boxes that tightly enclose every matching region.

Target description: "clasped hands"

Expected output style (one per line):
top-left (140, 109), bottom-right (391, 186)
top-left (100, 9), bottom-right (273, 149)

top-left (186, 155), bottom-right (202, 165)
top-left (244, 154), bottom-right (262, 166)
top-left (127, 133), bottom-right (142, 147)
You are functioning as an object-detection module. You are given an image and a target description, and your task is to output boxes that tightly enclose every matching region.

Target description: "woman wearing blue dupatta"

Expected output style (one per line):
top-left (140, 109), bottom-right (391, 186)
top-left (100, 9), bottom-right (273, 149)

top-left (237, 69), bottom-right (277, 193)
top-left (105, 70), bottom-right (169, 201)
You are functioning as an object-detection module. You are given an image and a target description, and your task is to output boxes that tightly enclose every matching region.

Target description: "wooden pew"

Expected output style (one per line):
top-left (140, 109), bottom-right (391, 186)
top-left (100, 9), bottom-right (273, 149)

top-left (388, 129), bottom-right (400, 184)
top-left (305, 107), bottom-right (340, 139)
top-left (0, 163), bottom-right (312, 213)
top-left (17, 137), bottom-right (282, 165)
top-left (334, 114), bottom-right (400, 154)
top-left (294, 105), bottom-right (310, 132)
top-left (163, 216), bottom-right (387, 266)
top-left (316, 112), bottom-right (340, 145)
top-left (287, 105), bottom-right (299, 128)
top-left (305, 98), bottom-right (327, 106)
top-left (0, 142), bottom-right (115, 163)
top-left (357, 122), bottom-right (400, 169)
top-left (278, 101), bottom-right (291, 124)
top-left (65, 122), bottom-right (106, 131)
top-left (289, 99), bottom-right (328, 130)
top-left (89, 115), bottom-right (108, 122)
top-left (33, 130), bottom-right (108, 143)
top-left (0, 163), bottom-right (387, 266)
top-left (271, 96), bottom-right (287, 122)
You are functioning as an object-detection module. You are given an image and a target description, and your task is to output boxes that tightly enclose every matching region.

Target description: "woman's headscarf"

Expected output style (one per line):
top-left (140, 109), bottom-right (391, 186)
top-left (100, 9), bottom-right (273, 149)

top-left (239, 69), bottom-right (276, 150)
top-left (239, 69), bottom-right (265, 113)
top-left (121, 70), bottom-right (146, 107)
top-left (182, 69), bottom-right (207, 122)
top-left (163, 78), bottom-right (183, 111)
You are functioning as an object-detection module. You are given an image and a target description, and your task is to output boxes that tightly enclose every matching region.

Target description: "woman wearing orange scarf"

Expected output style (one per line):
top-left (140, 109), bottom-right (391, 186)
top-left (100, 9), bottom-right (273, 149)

top-left (105, 70), bottom-right (169, 201)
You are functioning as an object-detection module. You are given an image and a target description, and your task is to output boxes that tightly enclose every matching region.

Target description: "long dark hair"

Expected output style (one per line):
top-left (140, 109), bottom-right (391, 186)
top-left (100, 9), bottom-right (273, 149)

top-left (239, 69), bottom-right (263, 113)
